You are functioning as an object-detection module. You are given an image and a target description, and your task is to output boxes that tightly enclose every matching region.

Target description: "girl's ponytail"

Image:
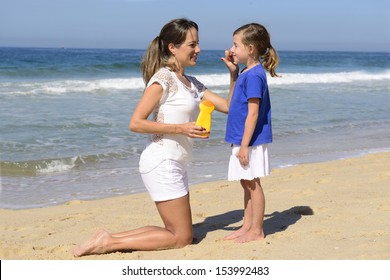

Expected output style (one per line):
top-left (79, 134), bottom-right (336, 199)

top-left (261, 45), bottom-right (279, 77)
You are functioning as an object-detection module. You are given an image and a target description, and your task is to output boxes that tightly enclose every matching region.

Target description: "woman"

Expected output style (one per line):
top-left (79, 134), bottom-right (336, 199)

top-left (74, 18), bottom-right (237, 256)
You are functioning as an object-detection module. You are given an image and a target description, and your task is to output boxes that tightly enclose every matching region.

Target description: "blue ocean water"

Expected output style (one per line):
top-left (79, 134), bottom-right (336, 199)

top-left (0, 47), bottom-right (389, 209)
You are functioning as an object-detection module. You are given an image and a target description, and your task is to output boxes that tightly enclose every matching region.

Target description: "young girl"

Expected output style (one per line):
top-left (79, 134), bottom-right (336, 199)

top-left (74, 18), bottom-right (232, 257)
top-left (224, 23), bottom-right (279, 243)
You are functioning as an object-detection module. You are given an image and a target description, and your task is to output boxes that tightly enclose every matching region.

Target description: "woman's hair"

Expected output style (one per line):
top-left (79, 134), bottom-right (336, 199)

top-left (140, 18), bottom-right (198, 84)
top-left (234, 23), bottom-right (279, 77)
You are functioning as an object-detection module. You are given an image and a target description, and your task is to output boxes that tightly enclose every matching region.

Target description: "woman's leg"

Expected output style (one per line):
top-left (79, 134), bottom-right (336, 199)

top-left (110, 226), bottom-right (164, 238)
top-left (235, 177), bottom-right (265, 243)
top-left (73, 194), bottom-right (193, 257)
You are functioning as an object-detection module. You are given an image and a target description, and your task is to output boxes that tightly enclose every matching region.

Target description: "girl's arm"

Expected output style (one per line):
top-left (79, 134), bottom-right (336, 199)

top-left (129, 83), bottom-right (205, 137)
top-left (236, 98), bottom-right (260, 166)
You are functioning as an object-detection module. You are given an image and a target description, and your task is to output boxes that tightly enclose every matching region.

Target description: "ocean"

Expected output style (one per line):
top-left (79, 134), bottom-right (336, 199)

top-left (0, 47), bottom-right (389, 209)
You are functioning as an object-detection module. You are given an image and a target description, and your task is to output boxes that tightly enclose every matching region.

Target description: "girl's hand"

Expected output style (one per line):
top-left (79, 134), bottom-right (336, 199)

top-left (221, 50), bottom-right (238, 75)
top-left (177, 122), bottom-right (209, 139)
top-left (236, 146), bottom-right (249, 166)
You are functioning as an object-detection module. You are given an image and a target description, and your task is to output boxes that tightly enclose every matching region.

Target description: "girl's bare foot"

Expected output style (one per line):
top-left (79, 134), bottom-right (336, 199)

top-left (234, 230), bottom-right (265, 243)
top-left (74, 229), bottom-right (111, 257)
top-left (223, 226), bottom-right (249, 240)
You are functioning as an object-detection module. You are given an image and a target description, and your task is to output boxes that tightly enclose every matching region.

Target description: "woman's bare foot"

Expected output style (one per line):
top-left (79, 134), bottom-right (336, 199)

top-left (234, 230), bottom-right (265, 243)
top-left (223, 226), bottom-right (249, 240)
top-left (74, 229), bottom-right (111, 257)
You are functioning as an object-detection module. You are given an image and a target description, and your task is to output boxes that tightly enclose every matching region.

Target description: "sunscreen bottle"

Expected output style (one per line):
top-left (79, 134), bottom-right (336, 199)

top-left (196, 100), bottom-right (215, 136)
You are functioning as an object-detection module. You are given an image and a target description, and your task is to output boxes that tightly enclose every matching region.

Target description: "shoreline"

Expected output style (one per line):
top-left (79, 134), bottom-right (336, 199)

top-left (1, 152), bottom-right (389, 260)
top-left (2, 146), bottom-right (389, 210)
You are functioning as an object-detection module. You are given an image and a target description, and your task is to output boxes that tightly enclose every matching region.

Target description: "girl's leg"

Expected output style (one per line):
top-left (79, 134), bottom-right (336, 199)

top-left (235, 177), bottom-right (265, 243)
top-left (73, 194), bottom-right (193, 257)
top-left (224, 179), bottom-right (253, 240)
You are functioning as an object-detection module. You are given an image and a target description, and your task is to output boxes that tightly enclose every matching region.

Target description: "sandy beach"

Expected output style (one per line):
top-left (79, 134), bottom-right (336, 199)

top-left (1, 152), bottom-right (389, 260)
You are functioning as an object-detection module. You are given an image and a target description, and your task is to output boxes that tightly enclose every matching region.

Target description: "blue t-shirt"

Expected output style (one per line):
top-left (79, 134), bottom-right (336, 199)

top-left (225, 64), bottom-right (272, 146)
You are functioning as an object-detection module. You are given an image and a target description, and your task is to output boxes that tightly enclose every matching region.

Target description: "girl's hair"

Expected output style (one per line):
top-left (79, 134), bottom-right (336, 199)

top-left (234, 23), bottom-right (279, 77)
top-left (140, 18), bottom-right (198, 84)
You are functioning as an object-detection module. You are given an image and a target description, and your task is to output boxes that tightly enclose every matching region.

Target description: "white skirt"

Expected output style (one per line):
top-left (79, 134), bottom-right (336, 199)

top-left (228, 144), bottom-right (270, 181)
top-left (140, 160), bottom-right (189, 202)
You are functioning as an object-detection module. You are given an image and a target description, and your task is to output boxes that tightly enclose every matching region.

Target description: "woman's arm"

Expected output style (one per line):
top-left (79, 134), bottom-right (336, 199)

top-left (129, 83), bottom-right (206, 137)
top-left (129, 83), bottom-right (175, 134)
top-left (203, 51), bottom-right (239, 113)
top-left (202, 71), bottom-right (238, 113)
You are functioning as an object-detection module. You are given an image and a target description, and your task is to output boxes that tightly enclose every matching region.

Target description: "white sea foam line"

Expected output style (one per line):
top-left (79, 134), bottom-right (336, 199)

top-left (37, 157), bottom-right (77, 174)
top-left (268, 71), bottom-right (390, 85)
top-left (1, 71), bottom-right (389, 95)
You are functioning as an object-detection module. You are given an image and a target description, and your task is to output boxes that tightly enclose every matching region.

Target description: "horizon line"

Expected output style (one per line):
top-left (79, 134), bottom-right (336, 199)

top-left (1, 45), bottom-right (389, 54)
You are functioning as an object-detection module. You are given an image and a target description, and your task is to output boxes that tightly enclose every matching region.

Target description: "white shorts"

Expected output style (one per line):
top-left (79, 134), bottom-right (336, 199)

top-left (228, 144), bottom-right (270, 181)
top-left (140, 160), bottom-right (189, 202)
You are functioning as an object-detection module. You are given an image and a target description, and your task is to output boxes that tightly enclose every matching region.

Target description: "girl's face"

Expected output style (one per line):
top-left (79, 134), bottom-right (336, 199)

top-left (171, 27), bottom-right (200, 69)
top-left (230, 31), bottom-right (250, 64)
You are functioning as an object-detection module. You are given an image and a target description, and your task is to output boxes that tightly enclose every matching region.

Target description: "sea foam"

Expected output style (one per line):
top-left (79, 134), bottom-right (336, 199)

top-left (1, 70), bottom-right (389, 95)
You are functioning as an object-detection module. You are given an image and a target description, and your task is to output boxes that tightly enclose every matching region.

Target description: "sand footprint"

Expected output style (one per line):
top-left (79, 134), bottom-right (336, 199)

top-left (290, 189), bottom-right (320, 199)
top-left (48, 244), bottom-right (70, 254)
top-left (378, 204), bottom-right (390, 211)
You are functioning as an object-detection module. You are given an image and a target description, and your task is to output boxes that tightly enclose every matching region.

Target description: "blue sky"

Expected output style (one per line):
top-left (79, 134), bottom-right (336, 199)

top-left (0, 0), bottom-right (389, 51)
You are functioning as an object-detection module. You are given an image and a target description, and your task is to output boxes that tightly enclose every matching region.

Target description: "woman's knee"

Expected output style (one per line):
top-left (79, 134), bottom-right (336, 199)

top-left (174, 231), bottom-right (193, 248)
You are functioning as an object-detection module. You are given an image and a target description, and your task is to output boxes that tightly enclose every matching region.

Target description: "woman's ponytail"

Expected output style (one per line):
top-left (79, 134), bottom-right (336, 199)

top-left (140, 36), bottom-right (164, 85)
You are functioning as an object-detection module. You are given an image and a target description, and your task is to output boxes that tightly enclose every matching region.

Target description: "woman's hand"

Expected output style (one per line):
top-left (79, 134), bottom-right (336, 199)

top-left (177, 122), bottom-right (209, 138)
top-left (221, 50), bottom-right (238, 75)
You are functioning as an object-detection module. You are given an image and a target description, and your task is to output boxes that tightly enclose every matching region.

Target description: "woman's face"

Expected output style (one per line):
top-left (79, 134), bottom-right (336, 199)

top-left (172, 27), bottom-right (200, 69)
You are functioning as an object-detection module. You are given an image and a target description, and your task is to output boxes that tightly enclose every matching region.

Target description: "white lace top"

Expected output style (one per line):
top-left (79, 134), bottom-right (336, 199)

top-left (139, 67), bottom-right (207, 173)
